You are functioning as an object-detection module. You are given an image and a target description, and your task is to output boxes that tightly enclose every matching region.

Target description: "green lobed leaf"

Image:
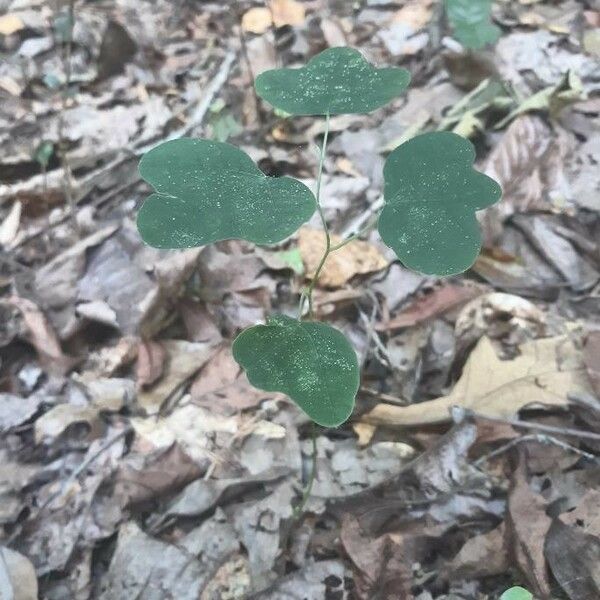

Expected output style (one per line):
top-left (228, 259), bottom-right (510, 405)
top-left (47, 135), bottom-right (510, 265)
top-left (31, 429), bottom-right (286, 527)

top-left (378, 132), bottom-right (502, 276)
top-left (137, 138), bottom-right (316, 248)
top-left (232, 315), bottom-right (359, 427)
top-left (255, 47), bottom-right (410, 116)
top-left (445, 0), bottom-right (500, 49)
top-left (499, 587), bottom-right (533, 600)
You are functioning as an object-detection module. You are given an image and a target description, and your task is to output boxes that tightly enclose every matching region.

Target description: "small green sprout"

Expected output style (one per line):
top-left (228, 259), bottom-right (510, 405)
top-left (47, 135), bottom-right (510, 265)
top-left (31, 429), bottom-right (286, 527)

top-left (445, 0), bottom-right (501, 49)
top-left (500, 586), bottom-right (533, 600)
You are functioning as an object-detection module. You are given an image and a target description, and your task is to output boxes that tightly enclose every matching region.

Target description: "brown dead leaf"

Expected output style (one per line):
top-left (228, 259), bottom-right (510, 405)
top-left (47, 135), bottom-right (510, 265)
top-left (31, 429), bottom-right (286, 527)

top-left (136, 340), bottom-right (166, 389)
top-left (341, 514), bottom-right (413, 599)
top-left (114, 443), bottom-right (204, 508)
top-left (448, 523), bottom-right (508, 579)
top-left (365, 332), bottom-right (593, 426)
top-left (7, 296), bottom-right (74, 374)
top-left (191, 345), bottom-right (272, 415)
top-left (137, 340), bottom-right (215, 414)
top-left (545, 519), bottom-right (600, 600)
top-left (560, 489), bottom-right (600, 537)
top-left (241, 7), bottom-right (272, 34)
top-left (376, 282), bottom-right (487, 331)
top-left (507, 463), bottom-right (552, 597)
top-left (299, 227), bottom-right (388, 288)
top-left (269, 0), bottom-right (306, 27)
top-left (481, 115), bottom-right (571, 244)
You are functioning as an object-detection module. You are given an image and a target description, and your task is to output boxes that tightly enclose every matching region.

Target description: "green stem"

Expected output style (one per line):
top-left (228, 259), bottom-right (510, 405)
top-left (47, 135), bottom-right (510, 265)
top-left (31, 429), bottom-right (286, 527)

top-left (292, 421), bottom-right (317, 518)
top-left (300, 112), bottom-right (331, 319)
top-left (329, 217), bottom-right (380, 251)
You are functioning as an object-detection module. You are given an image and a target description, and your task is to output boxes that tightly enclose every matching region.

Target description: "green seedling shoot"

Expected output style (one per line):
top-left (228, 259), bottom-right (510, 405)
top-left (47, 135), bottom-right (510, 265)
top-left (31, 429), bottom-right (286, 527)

top-left (136, 47), bottom-right (501, 513)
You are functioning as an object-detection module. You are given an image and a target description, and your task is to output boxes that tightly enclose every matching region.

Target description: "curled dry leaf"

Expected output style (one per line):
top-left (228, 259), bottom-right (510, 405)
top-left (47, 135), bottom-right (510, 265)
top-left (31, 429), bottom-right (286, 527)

top-left (7, 296), bottom-right (73, 374)
top-left (135, 340), bottom-right (166, 388)
top-left (365, 332), bottom-right (593, 426)
top-left (299, 227), bottom-right (388, 288)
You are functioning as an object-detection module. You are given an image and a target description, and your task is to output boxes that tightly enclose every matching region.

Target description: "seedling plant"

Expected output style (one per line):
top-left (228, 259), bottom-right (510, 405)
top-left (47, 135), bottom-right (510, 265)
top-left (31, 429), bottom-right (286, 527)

top-left (136, 47), bottom-right (501, 513)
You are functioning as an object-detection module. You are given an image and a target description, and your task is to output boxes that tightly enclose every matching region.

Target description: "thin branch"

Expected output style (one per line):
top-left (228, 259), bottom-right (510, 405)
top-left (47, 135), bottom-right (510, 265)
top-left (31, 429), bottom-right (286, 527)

top-left (459, 408), bottom-right (600, 442)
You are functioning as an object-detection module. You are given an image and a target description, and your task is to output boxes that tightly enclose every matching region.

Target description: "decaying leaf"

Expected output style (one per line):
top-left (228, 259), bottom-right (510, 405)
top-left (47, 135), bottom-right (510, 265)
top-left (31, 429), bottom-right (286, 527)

top-left (376, 281), bottom-right (486, 331)
top-left (34, 404), bottom-right (102, 444)
top-left (299, 227), bottom-right (388, 288)
top-left (191, 344), bottom-right (274, 414)
top-left (545, 519), bottom-right (600, 600)
top-left (0, 547), bottom-right (38, 600)
top-left (365, 332), bottom-right (593, 426)
top-left (137, 340), bottom-right (215, 414)
top-left (507, 464), bottom-right (552, 597)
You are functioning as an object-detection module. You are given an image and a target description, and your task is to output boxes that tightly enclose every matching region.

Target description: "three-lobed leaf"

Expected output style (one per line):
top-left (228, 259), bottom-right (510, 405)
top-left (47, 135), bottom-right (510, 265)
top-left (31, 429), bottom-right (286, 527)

top-left (445, 0), bottom-right (500, 49)
top-left (499, 587), bottom-right (533, 600)
top-left (232, 315), bottom-right (359, 427)
top-left (378, 131), bottom-right (502, 276)
top-left (137, 138), bottom-right (316, 248)
top-left (255, 47), bottom-right (410, 116)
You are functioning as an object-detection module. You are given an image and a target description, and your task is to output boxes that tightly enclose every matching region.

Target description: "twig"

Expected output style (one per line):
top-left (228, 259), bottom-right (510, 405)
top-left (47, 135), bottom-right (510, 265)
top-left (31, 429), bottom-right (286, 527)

top-left (458, 407), bottom-right (600, 442)
top-left (37, 426), bottom-right (131, 513)
top-left (474, 433), bottom-right (599, 467)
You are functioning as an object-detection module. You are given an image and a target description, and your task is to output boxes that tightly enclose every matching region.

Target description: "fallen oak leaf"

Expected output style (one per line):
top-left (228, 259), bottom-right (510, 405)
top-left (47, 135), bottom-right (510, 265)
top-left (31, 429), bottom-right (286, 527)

top-left (364, 332), bottom-right (593, 426)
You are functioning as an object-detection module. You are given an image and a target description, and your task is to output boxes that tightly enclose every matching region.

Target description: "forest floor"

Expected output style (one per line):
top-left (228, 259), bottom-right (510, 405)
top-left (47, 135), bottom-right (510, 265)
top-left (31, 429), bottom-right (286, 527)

top-left (1, 0), bottom-right (600, 598)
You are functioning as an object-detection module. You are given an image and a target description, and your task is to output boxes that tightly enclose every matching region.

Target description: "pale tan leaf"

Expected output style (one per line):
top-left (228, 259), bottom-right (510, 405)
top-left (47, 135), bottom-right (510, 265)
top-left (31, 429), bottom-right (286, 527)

top-left (269, 0), bottom-right (305, 27)
top-left (0, 201), bottom-right (21, 246)
top-left (0, 14), bottom-right (24, 36)
top-left (0, 547), bottom-right (38, 600)
top-left (241, 7), bottom-right (272, 34)
top-left (365, 332), bottom-right (593, 426)
top-left (34, 405), bottom-right (101, 444)
top-left (299, 227), bottom-right (388, 288)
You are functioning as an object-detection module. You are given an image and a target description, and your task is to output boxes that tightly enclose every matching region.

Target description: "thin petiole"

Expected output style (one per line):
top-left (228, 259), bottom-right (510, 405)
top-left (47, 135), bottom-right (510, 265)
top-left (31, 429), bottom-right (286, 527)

top-left (302, 112), bottom-right (332, 319)
top-left (329, 215), bottom-right (381, 252)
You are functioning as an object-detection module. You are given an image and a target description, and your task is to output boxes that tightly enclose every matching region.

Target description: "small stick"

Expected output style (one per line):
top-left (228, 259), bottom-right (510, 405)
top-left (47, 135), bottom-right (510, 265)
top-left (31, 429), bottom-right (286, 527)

top-left (458, 407), bottom-right (600, 442)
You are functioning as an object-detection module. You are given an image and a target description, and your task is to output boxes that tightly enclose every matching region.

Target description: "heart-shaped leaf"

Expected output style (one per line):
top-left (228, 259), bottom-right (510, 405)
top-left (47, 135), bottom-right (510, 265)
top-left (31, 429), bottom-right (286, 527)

top-left (137, 138), bottom-right (316, 248)
top-left (500, 587), bottom-right (532, 600)
top-left (232, 314), bottom-right (359, 427)
top-left (378, 132), bottom-right (502, 276)
top-left (445, 0), bottom-right (500, 49)
top-left (255, 47), bottom-right (410, 116)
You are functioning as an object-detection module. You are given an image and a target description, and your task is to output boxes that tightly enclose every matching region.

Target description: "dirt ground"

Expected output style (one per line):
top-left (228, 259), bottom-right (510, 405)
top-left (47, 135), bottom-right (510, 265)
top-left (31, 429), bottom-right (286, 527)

top-left (1, 0), bottom-right (600, 598)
